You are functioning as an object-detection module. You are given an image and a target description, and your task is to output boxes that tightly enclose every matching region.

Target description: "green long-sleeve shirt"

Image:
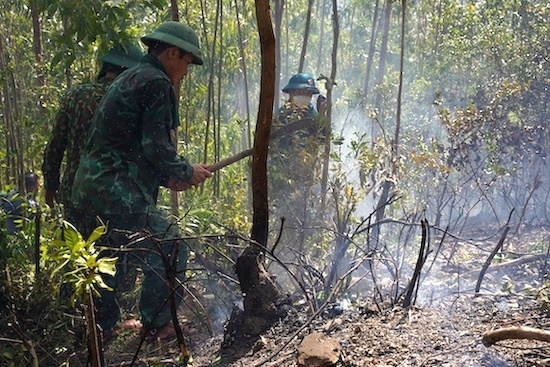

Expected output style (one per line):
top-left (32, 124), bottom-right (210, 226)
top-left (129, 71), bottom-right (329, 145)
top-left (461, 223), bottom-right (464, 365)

top-left (71, 54), bottom-right (194, 214)
top-left (42, 78), bottom-right (112, 205)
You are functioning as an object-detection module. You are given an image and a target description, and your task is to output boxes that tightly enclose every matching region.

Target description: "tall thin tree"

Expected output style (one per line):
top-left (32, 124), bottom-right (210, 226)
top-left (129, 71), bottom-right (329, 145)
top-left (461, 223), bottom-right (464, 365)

top-left (235, 0), bottom-right (252, 148)
top-left (233, 0), bottom-right (282, 337)
top-left (374, 0), bottom-right (392, 112)
top-left (170, 0), bottom-right (181, 215)
top-left (363, 0), bottom-right (381, 97)
top-left (273, 0), bottom-right (284, 108)
top-left (298, 0), bottom-right (315, 72)
top-left (320, 0), bottom-right (339, 214)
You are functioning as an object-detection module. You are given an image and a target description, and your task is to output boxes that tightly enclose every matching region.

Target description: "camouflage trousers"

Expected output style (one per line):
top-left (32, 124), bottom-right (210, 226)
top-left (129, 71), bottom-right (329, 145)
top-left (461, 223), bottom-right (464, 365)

top-left (71, 207), bottom-right (189, 331)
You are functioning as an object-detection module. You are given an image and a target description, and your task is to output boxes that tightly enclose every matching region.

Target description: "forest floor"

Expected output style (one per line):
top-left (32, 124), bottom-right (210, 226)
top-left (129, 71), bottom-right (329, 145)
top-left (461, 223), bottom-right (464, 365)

top-left (99, 225), bottom-right (550, 367)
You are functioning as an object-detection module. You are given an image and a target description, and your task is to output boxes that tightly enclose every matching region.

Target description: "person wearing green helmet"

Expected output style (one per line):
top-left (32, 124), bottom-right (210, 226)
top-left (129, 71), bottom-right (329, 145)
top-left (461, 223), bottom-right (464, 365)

top-left (42, 42), bottom-right (144, 217)
top-left (70, 21), bottom-right (211, 343)
top-left (269, 73), bottom-right (327, 252)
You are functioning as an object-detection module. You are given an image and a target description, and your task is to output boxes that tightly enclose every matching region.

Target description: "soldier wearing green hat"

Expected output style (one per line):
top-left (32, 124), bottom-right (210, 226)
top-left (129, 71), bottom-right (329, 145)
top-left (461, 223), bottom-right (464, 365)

top-left (42, 42), bottom-right (143, 218)
top-left (70, 21), bottom-right (212, 343)
top-left (269, 73), bottom-right (327, 252)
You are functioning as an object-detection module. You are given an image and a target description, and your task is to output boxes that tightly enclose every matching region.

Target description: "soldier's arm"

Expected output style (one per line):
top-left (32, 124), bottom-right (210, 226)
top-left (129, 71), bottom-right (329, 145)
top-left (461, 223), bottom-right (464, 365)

top-left (140, 78), bottom-right (201, 184)
top-left (42, 90), bottom-right (74, 206)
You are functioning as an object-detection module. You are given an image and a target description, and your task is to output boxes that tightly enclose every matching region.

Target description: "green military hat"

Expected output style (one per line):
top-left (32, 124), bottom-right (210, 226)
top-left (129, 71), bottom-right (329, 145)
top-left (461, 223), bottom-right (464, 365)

top-left (99, 44), bottom-right (143, 68)
top-left (282, 73), bottom-right (320, 94)
top-left (141, 21), bottom-right (204, 65)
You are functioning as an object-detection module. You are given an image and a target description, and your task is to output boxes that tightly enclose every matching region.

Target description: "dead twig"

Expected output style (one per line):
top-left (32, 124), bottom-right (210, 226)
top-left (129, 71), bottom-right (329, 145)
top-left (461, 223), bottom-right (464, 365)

top-left (402, 219), bottom-right (429, 308)
top-left (474, 225), bottom-right (510, 296)
top-left (474, 210), bottom-right (514, 296)
top-left (9, 322), bottom-right (40, 367)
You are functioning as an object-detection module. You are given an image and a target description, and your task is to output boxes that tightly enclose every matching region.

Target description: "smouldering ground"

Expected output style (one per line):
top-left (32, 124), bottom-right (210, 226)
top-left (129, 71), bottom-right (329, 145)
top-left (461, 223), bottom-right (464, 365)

top-left (95, 225), bottom-right (550, 366)
top-left (190, 294), bottom-right (550, 367)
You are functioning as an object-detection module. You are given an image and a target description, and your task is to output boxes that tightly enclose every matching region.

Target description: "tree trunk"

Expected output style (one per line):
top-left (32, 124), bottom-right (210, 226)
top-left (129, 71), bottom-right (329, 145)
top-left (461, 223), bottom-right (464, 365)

top-left (170, 0), bottom-right (181, 216)
top-left (0, 33), bottom-right (22, 185)
top-left (29, 0), bottom-right (44, 87)
top-left (298, 0), bottom-right (314, 73)
top-left (394, 0), bottom-right (406, 156)
top-left (0, 34), bottom-right (14, 185)
top-left (371, 0), bottom-right (394, 245)
top-left (363, 0), bottom-right (380, 96)
top-left (316, 0), bottom-right (327, 72)
top-left (235, 0), bottom-right (252, 148)
top-left (320, 0), bottom-right (339, 215)
top-left (273, 0), bottom-right (284, 107)
top-left (373, 0), bottom-right (392, 112)
top-left (232, 0), bottom-right (282, 338)
top-left (213, 0), bottom-right (223, 197)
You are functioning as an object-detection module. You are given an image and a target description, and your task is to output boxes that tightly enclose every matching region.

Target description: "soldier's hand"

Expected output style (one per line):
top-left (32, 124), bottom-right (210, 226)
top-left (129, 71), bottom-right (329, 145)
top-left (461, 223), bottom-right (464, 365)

top-left (188, 163), bottom-right (212, 187)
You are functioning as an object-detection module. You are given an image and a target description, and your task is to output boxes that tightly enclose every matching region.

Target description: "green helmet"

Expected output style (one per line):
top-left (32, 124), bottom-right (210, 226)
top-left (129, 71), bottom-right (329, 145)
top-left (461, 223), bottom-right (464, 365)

top-left (282, 73), bottom-right (320, 94)
top-left (141, 21), bottom-right (204, 65)
top-left (99, 44), bottom-right (143, 69)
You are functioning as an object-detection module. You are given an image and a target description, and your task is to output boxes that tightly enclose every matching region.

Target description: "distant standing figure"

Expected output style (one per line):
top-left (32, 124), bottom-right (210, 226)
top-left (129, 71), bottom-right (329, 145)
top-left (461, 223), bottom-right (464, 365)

top-left (270, 73), bottom-right (327, 250)
top-left (1, 172), bottom-right (40, 234)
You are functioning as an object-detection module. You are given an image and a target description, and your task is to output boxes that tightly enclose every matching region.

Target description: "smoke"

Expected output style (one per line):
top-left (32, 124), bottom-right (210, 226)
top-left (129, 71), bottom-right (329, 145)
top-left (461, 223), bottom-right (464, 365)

top-left (207, 0), bottom-right (550, 323)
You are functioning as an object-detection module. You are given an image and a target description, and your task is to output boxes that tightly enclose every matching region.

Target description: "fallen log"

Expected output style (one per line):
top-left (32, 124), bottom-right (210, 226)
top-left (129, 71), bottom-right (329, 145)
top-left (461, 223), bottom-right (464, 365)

top-left (464, 253), bottom-right (547, 278)
top-left (485, 253), bottom-right (546, 273)
top-left (482, 326), bottom-right (550, 346)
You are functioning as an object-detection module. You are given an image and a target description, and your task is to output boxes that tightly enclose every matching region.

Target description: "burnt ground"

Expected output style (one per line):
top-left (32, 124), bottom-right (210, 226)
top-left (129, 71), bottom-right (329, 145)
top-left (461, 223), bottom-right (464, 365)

top-left (98, 226), bottom-right (550, 367)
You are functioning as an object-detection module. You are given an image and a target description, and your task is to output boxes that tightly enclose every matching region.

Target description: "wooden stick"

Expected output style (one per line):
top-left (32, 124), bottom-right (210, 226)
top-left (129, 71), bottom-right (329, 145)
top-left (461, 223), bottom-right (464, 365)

top-left (208, 117), bottom-right (319, 173)
top-left (208, 148), bottom-right (253, 172)
top-left (482, 326), bottom-right (550, 346)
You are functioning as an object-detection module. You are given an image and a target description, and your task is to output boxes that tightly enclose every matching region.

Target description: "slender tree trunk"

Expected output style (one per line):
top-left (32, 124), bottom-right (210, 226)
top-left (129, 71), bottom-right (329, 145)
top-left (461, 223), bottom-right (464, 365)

top-left (232, 0), bottom-right (282, 338)
top-left (273, 0), bottom-right (283, 107)
top-left (201, 0), bottom-right (221, 198)
top-left (320, 0), bottom-right (339, 215)
top-left (394, 0), bottom-right (406, 156)
top-left (29, 0), bottom-right (44, 87)
top-left (0, 34), bottom-right (23, 185)
top-left (316, 0), bottom-right (327, 72)
top-left (170, 0), bottom-right (181, 215)
top-left (250, 0), bottom-right (275, 260)
top-left (371, 1), bottom-right (392, 230)
top-left (283, 3), bottom-right (289, 81)
top-left (373, 0), bottom-right (402, 246)
top-left (431, 0), bottom-right (442, 71)
top-left (374, 0), bottom-right (392, 112)
top-left (363, 0), bottom-right (380, 96)
top-left (298, 0), bottom-right (314, 73)
top-left (234, 0), bottom-right (254, 207)
top-left (63, 15), bottom-right (71, 88)
top-left (202, 1), bottom-right (215, 168)
top-left (215, 0), bottom-right (224, 197)
top-left (0, 34), bottom-right (15, 184)
top-left (235, 0), bottom-right (252, 148)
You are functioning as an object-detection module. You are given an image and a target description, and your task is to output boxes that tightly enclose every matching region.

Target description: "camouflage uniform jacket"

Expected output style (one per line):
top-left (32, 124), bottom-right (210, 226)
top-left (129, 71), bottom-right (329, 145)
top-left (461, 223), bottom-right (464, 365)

top-left (42, 77), bottom-right (113, 205)
top-left (71, 54), bottom-right (194, 215)
top-left (272, 101), bottom-right (323, 152)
